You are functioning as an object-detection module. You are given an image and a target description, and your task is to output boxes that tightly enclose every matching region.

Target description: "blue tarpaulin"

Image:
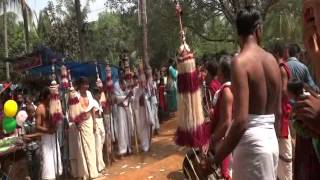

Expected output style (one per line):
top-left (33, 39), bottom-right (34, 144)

top-left (29, 62), bottom-right (119, 83)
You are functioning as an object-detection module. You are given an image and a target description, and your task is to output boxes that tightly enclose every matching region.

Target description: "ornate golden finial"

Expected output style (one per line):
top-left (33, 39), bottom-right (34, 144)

top-left (174, 1), bottom-right (191, 54)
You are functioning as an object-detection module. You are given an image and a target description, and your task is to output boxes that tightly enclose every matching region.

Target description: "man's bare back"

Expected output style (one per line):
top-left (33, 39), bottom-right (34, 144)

top-left (214, 7), bottom-right (281, 179)
top-left (234, 44), bottom-right (281, 115)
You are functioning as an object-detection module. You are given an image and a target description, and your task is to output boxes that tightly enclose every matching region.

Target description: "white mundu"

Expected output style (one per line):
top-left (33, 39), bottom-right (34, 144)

top-left (41, 133), bottom-right (62, 180)
top-left (77, 91), bottom-right (99, 179)
top-left (133, 86), bottom-right (152, 152)
top-left (114, 84), bottom-right (134, 155)
top-left (277, 131), bottom-right (292, 180)
top-left (93, 99), bottom-right (106, 172)
top-left (232, 114), bottom-right (279, 180)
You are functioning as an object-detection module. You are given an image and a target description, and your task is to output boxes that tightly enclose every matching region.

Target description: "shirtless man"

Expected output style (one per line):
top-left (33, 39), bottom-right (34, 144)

top-left (36, 87), bottom-right (62, 180)
top-left (213, 6), bottom-right (281, 180)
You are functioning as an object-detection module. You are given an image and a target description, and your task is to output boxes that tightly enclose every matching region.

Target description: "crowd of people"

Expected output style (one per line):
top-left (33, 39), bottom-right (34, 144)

top-left (2, 4), bottom-right (320, 180)
top-left (0, 55), bottom-right (179, 180)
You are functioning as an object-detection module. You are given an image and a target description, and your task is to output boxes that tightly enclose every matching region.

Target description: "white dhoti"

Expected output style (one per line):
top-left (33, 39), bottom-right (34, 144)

top-left (133, 87), bottom-right (153, 152)
top-left (68, 123), bottom-right (85, 178)
top-left (95, 117), bottom-right (106, 172)
top-left (151, 96), bottom-right (160, 130)
top-left (233, 114), bottom-right (279, 180)
top-left (78, 116), bottom-right (99, 178)
top-left (117, 106), bottom-right (133, 155)
top-left (277, 131), bottom-right (292, 180)
top-left (41, 133), bottom-right (62, 180)
top-left (135, 105), bottom-right (151, 152)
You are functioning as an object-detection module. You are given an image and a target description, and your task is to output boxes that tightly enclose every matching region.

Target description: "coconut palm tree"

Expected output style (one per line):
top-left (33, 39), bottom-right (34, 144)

top-left (20, 0), bottom-right (33, 53)
top-left (1, 0), bottom-right (19, 80)
top-left (139, 0), bottom-right (150, 68)
top-left (0, 0), bottom-right (32, 80)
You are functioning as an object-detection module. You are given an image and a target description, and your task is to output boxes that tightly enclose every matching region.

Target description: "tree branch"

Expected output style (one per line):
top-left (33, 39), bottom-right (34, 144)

top-left (185, 25), bottom-right (234, 43)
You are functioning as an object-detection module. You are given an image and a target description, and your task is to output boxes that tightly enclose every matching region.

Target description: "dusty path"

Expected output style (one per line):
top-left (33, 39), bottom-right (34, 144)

top-left (99, 117), bottom-right (187, 180)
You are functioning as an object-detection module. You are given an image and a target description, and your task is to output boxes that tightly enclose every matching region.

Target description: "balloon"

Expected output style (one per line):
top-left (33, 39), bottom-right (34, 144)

top-left (2, 117), bottom-right (17, 133)
top-left (4, 100), bottom-right (18, 117)
top-left (16, 110), bottom-right (28, 127)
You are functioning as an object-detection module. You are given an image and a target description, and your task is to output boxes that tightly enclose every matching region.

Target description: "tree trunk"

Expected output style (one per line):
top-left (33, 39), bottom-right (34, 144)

top-left (140, 0), bottom-right (150, 69)
top-left (21, 0), bottom-right (30, 53)
top-left (75, 0), bottom-right (86, 61)
top-left (3, 0), bottom-right (10, 80)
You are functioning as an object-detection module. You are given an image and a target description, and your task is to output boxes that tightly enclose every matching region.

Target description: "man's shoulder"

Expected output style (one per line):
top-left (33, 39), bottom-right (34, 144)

top-left (36, 104), bottom-right (45, 112)
top-left (288, 58), bottom-right (308, 69)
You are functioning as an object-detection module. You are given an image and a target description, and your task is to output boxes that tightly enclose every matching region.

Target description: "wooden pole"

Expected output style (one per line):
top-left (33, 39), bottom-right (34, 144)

top-left (3, 1), bottom-right (10, 80)
top-left (139, 0), bottom-right (150, 69)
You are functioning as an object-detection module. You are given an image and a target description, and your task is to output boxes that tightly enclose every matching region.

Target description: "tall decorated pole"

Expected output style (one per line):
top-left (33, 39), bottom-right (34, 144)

top-left (60, 64), bottom-right (70, 90)
top-left (121, 53), bottom-right (134, 89)
top-left (95, 62), bottom-right (107, 111)
top-left (59, 61), bottom-right (71, 177)
top-left (49, 61), bottom-right (63, 178)
top-left (105, 62), bottom-right (113, 94)
top-left (174, 1), bottom-right (210, 148)
top-left (121, 53), bottom-right (140, 154)
top-left (49, 61), bottom-right (63, 127)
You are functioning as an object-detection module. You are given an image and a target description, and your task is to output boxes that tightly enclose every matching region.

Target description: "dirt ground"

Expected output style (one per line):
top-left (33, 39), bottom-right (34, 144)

top-left (98, 117), bottom-right (187, 180)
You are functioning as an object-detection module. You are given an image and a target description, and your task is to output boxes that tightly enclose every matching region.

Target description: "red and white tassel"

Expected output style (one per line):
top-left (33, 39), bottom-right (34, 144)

top-left (174, 1), bottom-right (210, 148)
top-left (49, 83), bottom-right (63, 126)
top-left (68, 90), bottom-right (86, 124)
top-left (67, 71), bottom-right (86, 124)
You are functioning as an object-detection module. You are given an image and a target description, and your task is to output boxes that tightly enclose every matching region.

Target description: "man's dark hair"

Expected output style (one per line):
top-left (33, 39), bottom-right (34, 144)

top-left (39, 87), bottom-right (50, 102)
top-left (236, 5), bottom-right (262, 37)
top-left (78, 76), bottom-right (89, 86)
top-left (289, 43), bottom-right (301, 57)
top-left (206, 61), bottom-right (219, 78)
top-left (168, 58), bottom-right (175, 66)
top-left (219, 55), bottom-right (233, 80)
top-left (270, 41), bottom-right (286, 58)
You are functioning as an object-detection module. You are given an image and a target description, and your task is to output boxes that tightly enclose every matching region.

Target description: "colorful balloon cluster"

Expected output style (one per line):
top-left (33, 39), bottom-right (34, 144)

top-left (2, 100), bottom-right (18, 133)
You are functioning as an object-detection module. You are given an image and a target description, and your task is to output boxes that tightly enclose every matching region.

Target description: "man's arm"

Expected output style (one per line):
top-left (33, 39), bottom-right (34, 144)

top-left (214, 58), bottom-right (249, 163)
top-left (280, 67), bottom-right (288, 96)
top-left (212, 88), bottom-right (233, 144)
top-left (23, 132), bottom-right (43, 142)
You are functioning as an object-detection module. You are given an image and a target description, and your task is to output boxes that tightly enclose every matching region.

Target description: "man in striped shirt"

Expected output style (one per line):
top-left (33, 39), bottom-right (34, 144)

top-left (287, 43), bottom-right (319, 92)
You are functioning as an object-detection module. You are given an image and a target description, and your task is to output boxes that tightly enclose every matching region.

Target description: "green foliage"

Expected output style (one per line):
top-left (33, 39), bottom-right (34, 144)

top-left (86, 11), bottom-right (138, 64)
top-left (263, 0), bottom-right (303, 46)
top-left (0, 12), bottom-right (25, 57)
